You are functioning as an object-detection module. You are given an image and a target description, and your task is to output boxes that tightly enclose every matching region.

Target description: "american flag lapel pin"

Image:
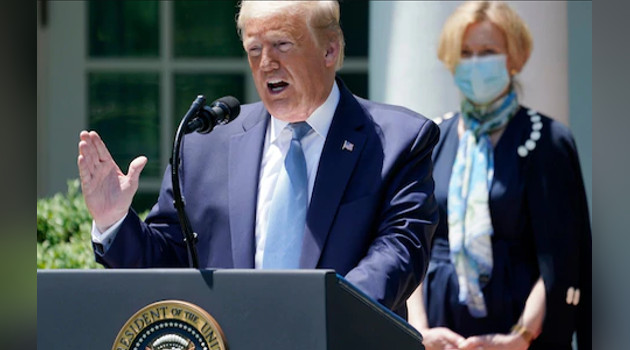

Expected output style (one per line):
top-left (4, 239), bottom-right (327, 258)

top-left (341, 140), bottom-right (354, 152)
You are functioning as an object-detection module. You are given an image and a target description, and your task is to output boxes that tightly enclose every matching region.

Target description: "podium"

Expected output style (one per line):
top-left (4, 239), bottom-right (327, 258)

top-left (38, 269), bottom-right (424, 349)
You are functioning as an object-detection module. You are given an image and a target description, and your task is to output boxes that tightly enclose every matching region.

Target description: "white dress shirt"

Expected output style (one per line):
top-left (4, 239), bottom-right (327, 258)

top-left (92, 82), bottom-right (340, 263)
top-left (254, 81), bottom-right (339, 268)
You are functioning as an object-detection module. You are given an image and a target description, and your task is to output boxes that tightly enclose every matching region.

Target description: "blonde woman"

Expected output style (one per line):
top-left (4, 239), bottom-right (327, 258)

top-left (406, 2), bottom-right (591, 349)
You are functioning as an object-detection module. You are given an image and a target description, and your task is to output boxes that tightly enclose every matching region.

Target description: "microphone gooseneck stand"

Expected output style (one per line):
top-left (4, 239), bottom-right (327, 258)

top-left (171, 95), bottom-right (241, 269)
top-left (171, 95), bottom-right (207, 269)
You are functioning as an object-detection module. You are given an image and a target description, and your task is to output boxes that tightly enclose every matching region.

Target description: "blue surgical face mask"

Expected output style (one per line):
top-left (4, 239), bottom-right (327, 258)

top-left (454, 54), bottom-right (510, 105)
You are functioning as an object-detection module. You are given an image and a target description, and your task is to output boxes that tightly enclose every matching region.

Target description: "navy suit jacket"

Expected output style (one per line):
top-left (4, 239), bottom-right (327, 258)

top-left (95, 79), bottom-right (440, 315)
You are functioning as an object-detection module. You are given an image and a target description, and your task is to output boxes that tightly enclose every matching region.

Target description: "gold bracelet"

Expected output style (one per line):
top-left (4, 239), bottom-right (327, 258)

top-left (511, 324), bottom-right (534, 344)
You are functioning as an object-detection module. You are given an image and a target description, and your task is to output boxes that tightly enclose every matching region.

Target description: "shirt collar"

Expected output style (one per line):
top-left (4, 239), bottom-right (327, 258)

top-left (269, 81), bottom-right (340, 143)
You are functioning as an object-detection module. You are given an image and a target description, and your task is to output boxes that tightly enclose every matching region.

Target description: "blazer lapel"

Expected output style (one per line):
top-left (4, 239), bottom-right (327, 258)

top-left (431, 113), bottom-right (458, 163)
top-left (229, 106), bottom-right (269, 268)
top-left (300, 85), bottom-right (366, 268)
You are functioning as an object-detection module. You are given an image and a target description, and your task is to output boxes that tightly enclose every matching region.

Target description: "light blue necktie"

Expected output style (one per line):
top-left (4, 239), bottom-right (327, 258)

top-left (263, 122), bottom-right (312, 269)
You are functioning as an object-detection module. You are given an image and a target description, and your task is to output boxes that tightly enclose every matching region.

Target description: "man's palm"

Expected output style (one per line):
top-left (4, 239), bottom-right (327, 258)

top-left (77, 131), bottom-right (147, 232)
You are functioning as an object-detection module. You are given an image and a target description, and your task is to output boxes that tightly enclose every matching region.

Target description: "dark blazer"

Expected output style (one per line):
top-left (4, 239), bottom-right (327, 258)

top-left (95, 79), bottom-right (440, 315)
top-left (424, 107), bottom-right (591, 348)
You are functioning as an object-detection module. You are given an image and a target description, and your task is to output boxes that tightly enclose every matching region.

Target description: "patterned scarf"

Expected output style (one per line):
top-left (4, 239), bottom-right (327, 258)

top-left (448, 90), bottom-right (519, 317)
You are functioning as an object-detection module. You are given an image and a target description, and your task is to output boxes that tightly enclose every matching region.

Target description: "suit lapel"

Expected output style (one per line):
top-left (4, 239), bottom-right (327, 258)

top-left (300, 85), bottom-right (367, 268)
top-left (229, 106), bottom-right (269, 268)
top-left (431, 113), bottom-right (458, 163)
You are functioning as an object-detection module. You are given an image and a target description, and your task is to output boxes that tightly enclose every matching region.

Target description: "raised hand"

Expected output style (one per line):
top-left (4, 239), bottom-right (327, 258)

top-left (77, 130), bottom-right (147, 232)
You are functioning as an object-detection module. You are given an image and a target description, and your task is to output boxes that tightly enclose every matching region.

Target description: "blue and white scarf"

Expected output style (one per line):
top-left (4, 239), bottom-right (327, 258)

top-left (448, 90), bottom-right (519, 317)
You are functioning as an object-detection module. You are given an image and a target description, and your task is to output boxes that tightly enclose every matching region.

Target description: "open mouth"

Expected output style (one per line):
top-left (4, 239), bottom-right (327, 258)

top-left (267, 80), bottom-right (289, 94)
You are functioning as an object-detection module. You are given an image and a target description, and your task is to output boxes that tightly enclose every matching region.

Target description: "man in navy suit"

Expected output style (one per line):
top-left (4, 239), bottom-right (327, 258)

top-left (78, 0), bottom-right (439, 317)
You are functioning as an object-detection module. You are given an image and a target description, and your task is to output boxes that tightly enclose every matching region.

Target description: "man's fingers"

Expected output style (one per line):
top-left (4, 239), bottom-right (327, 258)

top-left (77, 154), bottom-right (94, 192)
top-left (78, 139), bottom-right (98, 173)
top-left (90, 131), bottom-right (114, 163)
top-left (79, 131), bottom-right (103, 171)
top-left (77, 154), bottom-right (89, 181)
top-left (127, 156), bottom-right (148, 182)
top-left (78, 131), bottom-right (95, 190)
top-left (79, 130), bottom-right (90, 142)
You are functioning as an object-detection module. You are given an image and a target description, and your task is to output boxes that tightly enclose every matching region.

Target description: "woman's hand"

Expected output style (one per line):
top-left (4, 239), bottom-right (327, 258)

top-left (421, 327), bottom-right (466, 350)
top-left (458, 332), bottom-right (530, 350)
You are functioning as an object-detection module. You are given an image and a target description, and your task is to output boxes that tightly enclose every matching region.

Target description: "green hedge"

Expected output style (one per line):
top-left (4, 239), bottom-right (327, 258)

top-left (37, 179), bottom-right (148, 269)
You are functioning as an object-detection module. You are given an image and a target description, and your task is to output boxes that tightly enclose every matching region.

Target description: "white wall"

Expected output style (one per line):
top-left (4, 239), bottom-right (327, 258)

top-left (38, 1), bottom-right (86, 197)
top-left (369, 1), bottom-right (460, 120)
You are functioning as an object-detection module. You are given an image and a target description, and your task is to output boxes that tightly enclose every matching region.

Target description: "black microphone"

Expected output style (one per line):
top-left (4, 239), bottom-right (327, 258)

top-left (185, 96), bottom-right (241, 134)
top-left (181, 95), bottom-right (206, 132)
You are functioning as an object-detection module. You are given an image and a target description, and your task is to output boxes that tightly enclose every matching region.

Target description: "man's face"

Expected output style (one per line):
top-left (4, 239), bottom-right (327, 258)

top-left (242, 13), bottom-right (337, 122)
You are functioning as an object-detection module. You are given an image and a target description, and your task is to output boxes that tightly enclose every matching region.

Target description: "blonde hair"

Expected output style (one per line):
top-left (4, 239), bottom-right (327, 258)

top-left (236, 1), bottom-right (346, 70)
top-left (437, 1), bottom-right (533, 73)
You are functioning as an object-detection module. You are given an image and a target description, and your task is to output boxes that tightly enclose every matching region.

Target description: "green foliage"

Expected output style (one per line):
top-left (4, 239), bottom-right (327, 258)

top-left (37, 232), bottom-right (100, 269)
top-left (37, 179), bottom-right (99, 269)
top-left (37, 179), bottom-right (148, 269)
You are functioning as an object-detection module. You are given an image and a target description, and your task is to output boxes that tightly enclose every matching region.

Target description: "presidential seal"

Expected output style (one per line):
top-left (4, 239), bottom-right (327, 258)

top-left (112, 300), bottom-right (227, 350)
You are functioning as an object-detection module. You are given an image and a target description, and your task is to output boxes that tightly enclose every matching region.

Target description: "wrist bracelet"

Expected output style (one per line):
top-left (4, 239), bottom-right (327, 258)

top-left (511, 324), bottom-right (534, 344)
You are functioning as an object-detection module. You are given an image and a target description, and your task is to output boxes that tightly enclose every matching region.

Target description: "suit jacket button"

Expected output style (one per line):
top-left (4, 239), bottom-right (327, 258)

top-left (566, 286), bottom-right (575, 305)
top-left (573, 288), bottom-right (581, 305)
